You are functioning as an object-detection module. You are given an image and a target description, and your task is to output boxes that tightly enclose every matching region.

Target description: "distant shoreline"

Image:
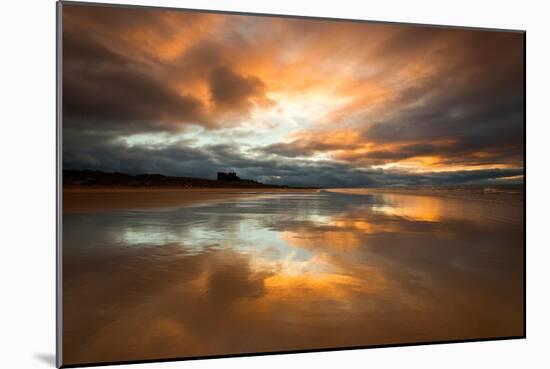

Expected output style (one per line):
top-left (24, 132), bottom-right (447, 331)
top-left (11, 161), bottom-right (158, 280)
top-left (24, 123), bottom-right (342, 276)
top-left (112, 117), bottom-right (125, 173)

top-left (63, 169), bottom-right (318, 190)
top-left (63, 186), bottom-right (320, 193)
top-left (63, 187), bottom-right (320, 213)
top-left (326, 185), bottom-right (524, 205)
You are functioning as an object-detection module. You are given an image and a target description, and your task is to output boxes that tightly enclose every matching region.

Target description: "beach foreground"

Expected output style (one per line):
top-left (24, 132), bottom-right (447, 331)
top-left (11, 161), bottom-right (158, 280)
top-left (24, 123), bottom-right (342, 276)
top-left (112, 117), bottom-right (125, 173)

top-left (63, 187), bottom-right (319, 213)
top-left (62, 187), bottom-right (524, 365)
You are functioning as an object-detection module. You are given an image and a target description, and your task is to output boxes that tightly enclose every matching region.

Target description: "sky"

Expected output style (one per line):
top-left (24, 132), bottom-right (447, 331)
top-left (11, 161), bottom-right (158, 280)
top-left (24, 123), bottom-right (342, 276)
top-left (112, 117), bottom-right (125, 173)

top-left (62, 4), bottom-right (524, 188)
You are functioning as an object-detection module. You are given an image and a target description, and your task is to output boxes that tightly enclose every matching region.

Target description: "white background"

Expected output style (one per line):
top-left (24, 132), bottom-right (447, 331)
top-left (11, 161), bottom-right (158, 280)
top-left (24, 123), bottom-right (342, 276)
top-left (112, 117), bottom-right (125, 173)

top-left (1, 0), bottom-right (548, 368)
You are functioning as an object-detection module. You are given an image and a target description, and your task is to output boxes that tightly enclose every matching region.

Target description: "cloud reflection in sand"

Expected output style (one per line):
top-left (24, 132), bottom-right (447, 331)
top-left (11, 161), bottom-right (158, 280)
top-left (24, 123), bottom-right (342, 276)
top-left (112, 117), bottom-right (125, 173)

top-left (63, 191), bottom-right (523, 365)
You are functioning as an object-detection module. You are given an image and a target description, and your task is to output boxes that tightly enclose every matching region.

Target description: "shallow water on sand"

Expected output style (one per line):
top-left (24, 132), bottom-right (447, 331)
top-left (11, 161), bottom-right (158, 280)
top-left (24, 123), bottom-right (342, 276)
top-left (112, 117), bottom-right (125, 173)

top-left (62, 190), bottom-right (524, 365)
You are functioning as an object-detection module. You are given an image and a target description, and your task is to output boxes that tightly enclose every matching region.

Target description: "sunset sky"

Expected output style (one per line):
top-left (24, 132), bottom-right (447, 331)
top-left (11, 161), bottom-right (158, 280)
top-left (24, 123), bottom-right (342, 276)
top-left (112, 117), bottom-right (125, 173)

top-left (62, 4), bottom-right (524, 187)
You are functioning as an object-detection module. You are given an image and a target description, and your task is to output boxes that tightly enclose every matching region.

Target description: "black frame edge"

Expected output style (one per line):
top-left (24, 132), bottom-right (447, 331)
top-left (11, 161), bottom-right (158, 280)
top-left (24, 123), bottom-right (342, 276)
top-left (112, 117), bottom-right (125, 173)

top-left (56, 1), bottom-right (64, 368)
top-left (60, 336), bottom-right (526, 368)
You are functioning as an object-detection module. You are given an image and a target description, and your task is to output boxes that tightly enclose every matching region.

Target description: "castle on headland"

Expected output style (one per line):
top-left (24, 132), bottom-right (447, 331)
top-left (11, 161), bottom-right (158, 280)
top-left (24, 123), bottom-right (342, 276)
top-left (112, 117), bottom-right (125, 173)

top-left (217, 172), bottom-right (241, 181)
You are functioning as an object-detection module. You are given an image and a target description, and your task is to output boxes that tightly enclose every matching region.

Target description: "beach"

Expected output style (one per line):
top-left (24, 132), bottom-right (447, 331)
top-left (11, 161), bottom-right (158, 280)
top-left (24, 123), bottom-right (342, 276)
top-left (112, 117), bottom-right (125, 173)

top-left (326, 186), bottom-right (524, 205)
top-left (63, 187), bottom-right (319, 213)
top-left (62, 187), bottom-right (524, 365)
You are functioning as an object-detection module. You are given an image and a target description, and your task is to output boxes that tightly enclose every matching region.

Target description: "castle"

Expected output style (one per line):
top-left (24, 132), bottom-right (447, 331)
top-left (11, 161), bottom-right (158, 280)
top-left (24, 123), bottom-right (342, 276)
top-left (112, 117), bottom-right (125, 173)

top-left (217, 172), bottom-right (241, 181)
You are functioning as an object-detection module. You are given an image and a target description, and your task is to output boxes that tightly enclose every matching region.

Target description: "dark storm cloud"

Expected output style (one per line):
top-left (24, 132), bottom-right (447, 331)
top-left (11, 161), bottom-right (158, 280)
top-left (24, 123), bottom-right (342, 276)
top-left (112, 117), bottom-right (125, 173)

top-left (61, 3), bottom-right (524, 187)
top-left (209, 66), bottom-right (272, 114)
top-left (62, 130), bottom-right (373, 186)
top-left (259, 139), bottom-right (362, 158)
top-left (62, 20), bottom-right (211, 132)
top-left (63, 58), bottom-right (208, 131)
top-left (362, 30), bottom-right (524, 161)
top-left (259, 29), bottom-right (524, 172)
top-left (352, 139), bottom-right (522, 167)
top-left (63, 135), bottom-right (523, 188)
top-left (62, 4), bottom-right (274, 134)
top-left (62, 3), bottom-right (170, 33)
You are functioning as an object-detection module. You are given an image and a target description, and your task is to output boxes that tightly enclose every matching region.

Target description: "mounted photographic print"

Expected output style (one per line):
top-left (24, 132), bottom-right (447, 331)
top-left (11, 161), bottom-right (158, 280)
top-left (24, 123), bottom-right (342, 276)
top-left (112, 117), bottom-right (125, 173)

top-left (57, 1), bottom-right (525, 367)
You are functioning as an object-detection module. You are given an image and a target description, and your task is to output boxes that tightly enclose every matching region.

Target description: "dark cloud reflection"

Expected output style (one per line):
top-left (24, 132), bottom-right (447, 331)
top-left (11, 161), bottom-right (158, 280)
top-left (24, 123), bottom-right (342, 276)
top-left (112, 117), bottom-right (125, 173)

top-left (63, 191), bottom-right (524, 364)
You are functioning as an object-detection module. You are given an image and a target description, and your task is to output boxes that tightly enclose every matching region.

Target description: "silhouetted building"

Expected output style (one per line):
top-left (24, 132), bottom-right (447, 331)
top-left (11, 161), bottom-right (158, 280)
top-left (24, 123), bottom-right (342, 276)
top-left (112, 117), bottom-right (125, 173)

top-left (217, 172), bottom-right (241, 181)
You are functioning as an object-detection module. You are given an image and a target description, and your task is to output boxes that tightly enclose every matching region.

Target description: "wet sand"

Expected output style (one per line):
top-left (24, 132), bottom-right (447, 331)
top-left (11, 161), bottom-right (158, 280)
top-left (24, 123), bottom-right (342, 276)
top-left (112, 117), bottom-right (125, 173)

top-left (326, 186), bottom-right (524, 205)
top-left (63, 187), bottom-right (320, 213)
top-left (62, 188), bottom-right (524, 365)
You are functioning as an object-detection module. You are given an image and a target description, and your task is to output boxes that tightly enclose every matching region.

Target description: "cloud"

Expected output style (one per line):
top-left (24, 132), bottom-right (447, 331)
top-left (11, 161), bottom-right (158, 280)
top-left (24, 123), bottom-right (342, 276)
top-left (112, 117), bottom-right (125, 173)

top-left (63, 56), bottom-right (209, 131)
top-left (209, 65), bottom-right (273, 117)
top-left (259, 129), bottom-right (363, 158)
top-left (61, 4), bottom-right (524, 187)
top-left (62, 16), bottom-right (211, 132)
top-left (62, 5), bottom-right (270, 133)
top-left (63, 133), bottom-right (523, 188)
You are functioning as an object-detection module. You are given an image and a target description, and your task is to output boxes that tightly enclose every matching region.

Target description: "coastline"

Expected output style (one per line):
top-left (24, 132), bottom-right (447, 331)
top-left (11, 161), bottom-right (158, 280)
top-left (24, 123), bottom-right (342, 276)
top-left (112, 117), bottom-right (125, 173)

top-left (63, 184), bottom-right (524, 213)
top-left (63, 187), bottom-right (321, 213)
top-left (326, 186), bottom-right (524, 206)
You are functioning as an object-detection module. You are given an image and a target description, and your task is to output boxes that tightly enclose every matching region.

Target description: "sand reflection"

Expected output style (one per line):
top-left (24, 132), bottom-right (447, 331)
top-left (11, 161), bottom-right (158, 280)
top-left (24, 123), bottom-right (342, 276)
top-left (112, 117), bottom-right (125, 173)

top-left (63, 190), bottom-right (524, 365)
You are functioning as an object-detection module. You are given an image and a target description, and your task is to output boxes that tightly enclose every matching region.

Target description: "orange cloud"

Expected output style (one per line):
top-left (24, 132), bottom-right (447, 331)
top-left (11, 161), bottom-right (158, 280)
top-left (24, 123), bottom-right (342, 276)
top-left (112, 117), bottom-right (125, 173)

top-left (63, 3), bottom-right (524, 183)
